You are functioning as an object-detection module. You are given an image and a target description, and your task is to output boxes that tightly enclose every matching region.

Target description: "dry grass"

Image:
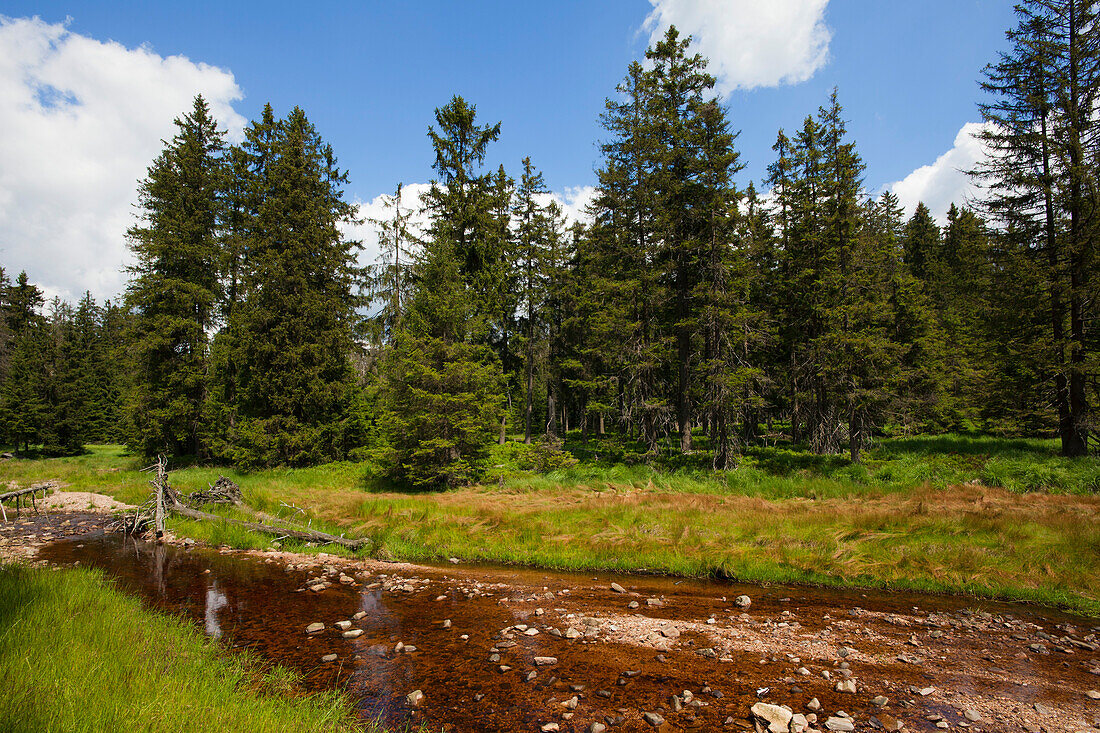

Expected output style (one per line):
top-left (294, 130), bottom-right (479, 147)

top-left (3, 443), bottom-right (1099, 615)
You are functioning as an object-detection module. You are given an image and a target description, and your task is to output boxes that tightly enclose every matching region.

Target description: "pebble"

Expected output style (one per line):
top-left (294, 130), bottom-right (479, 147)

top-left (872, 695), bottom-right (888, 707)
top-left (628, 601), bottom-right (640, 609)
top-left (836, 679), bottom-right (856, 694)
top-left (334, 620), bottom-right (352, 631)
top-left (353, 611), bottom-right (367, 620)
top-left (342, 629), bottom-right (363, 639)
top-left (825, 717), bottom-right (855, 732)
top-left (534, 656), bottom-right (558, 666)
top-left (735, 595), bottom-right (751, 608)
top-left (540, 724), bottom-right (559, 732)
top-left (806, 698), bottom-right (821, 711)
top-left (1087, 690), bottom-right (1100, 700)
top-left (611, 582), bottom-right (626, 593)
top-left (406, 690), bottom-right (423, 706)
top-left (305, 622), bottom-right (324, 634)
top-left (589, 724), bottom-right (606, 733)
top-left (643, 712), bottom-right (665, 727)
top-left (321, 654), bottom-right (337, 662)
top-left (964, 709), bottom-right (982, 721)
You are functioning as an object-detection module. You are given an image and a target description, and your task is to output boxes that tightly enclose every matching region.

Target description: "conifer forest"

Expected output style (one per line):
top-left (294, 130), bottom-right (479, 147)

top-left (1, 6), bottom-right (1097, 486)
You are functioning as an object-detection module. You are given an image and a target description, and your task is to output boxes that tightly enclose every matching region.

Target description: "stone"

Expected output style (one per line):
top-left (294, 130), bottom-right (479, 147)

top-left (442, 619), bottom-right (452, 629)
top-left (872, 695), bottom-right (888, 707)
top-left (611, 582), bottom-right (627, 593)
top-left (342, 629), bottom-right (364, 639)
top-left (643, 712), bottom-right (665, 728)
top-left (353, 611), bottom-right (367, 620)
top-left (306, 622), bottom-right (325, 634)
top-left (825, 717), bottom-right (855, 732)
top-left (540, 725), bottom-right (559, 732)
top-left (525, 670), bottom-right (537, 682)
top-left (964, 709), bottom-right (982, 721)
top-left (791, 714), bottom-right (810, 733)
top-left (836, 679), bottom-right (856, 694)
top-left (534, 656), bottom-right (559, 666)
top-left (751, 703), bottom-right (793, 733)
top-left (646, 598), bottom-right (664, 607)
top-left (628, 601), bottom-right (640, 609)
top-left (735, 595), bottom-right (751, 608)
top-left (335, 620), bottom-right (352, 631)
top-left (406, 690), bottom-right (423, 706)
top-left (797, 667), bottom-right (810, 676)
top-left (565, 627), bottom-right (582, 639)
top-left (697, 647), bottom-right (717, 658)
top-left (589, 724), bottom-right (607, 733)
top-left (321, 654), bottom-right (337, 662)
top-left (1034, 703), bottom-right (1051, 715)
top-left (806, 698), bottom-right (821, 712)
top-left (659, 626), bottom-right (681, 639)
top-left (1087, 690), bottom-right (1100, 700)
top-left (562, 696), bottom-right (579, 710)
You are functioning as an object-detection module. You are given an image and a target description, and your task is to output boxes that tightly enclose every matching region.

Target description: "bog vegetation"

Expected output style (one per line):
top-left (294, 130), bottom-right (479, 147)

top-left (0, 3), bottom-right (1097, 487)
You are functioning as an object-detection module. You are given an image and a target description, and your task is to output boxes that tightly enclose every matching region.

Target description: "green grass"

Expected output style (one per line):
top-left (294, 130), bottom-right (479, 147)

top-left (3, 435), bottom-right (1099, 617)
top-left (0, 563), bottom-right (377, 733)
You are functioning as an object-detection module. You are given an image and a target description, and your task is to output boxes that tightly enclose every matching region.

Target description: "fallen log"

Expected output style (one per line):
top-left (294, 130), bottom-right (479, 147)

top-left (169, 505), bottom-right (370, 551)
top-left (0, 482), bottom-right (54, 521)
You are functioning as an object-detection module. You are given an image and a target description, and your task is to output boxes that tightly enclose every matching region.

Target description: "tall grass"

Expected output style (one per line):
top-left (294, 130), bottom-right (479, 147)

top-left (0, 563), bottom-right (373, 733)
top-left (3, 435), bottom-right (1099, 616)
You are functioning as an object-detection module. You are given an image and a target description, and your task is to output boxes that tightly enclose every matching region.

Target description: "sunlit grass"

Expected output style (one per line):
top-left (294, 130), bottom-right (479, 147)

top-left (3, 435), bottom-right (1099, 615)
top-left (0, 563), bottom-right (375, 733)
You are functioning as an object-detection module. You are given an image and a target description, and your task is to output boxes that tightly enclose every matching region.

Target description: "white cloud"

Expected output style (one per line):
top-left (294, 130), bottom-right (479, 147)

top-left (890, 122), bottom-right (988, 222)
top-left (0, 16), bottom-right (245, 303)
top-left (348, 182), bottom-right (597, 271)
top-left (643, 0), bottom-right (832, 94)
top-left (549, 185), bottom-right (597, 225)
top-left (343, 182), bottom-right (433, 268)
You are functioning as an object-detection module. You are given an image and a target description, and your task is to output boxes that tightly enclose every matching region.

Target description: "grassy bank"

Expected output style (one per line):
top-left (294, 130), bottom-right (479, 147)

top-left (3, 435), bottom-right (1099, 617)
top-left (0, 563), bottom-right (373, 733)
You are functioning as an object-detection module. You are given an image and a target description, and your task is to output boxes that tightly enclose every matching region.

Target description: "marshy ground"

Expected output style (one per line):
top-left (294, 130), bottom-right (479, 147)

top-left (4, 510), bottom-right (1099, 732)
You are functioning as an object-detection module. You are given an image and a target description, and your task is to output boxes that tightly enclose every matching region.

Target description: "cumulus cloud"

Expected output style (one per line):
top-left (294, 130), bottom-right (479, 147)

top-left (890, 122), bottom-right (988, 222)
top-left (343, 182), bottom-right (433, 268)
top-left (643, 0), bottom-right (832, 94)
top-left (0, 15), bottom-right (245, 303)
top-left (349, 182), bottom-right (598, 271)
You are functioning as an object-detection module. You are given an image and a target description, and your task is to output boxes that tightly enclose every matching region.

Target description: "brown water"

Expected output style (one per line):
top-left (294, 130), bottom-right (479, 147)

top-left (30, 518), bottom-right (1100, 733)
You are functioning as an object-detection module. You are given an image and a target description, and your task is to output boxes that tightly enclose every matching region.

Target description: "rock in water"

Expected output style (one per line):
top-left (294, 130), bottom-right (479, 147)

top-left (735, 595), bottom-right (751, 608)
top-left (751, 703), bottom-right (793, 733)
top-left (305, 622), bottom-right (324, 634)
top-left (825, 717), bottom-right (855, 732)
top-left (406, 690), bottom-right (423, 706)
top-left (611, 582), bottom-right (626, 593)
top-left (642, 712), bottom-right (665, 728)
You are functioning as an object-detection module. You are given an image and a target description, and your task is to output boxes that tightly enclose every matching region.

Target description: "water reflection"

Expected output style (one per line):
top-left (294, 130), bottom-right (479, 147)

top-left (205, 581), bottom-right (228, 638)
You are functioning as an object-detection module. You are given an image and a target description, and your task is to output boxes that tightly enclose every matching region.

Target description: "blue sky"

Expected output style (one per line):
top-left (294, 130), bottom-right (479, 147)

top-left (0, 1), bottom-right (1015, 301)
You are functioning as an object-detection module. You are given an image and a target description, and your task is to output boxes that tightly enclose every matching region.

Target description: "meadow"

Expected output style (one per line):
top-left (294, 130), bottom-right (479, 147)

top-left (2, 432), bottom-right (1099, 616)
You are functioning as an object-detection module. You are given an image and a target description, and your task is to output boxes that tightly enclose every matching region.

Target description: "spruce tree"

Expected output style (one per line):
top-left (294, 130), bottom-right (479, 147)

top-left (976, 0), bottom-right (1099, 455)
top-left (217, 106), bottom-right (364, 468)
top-left (125, 95), bottom-right (225, 458)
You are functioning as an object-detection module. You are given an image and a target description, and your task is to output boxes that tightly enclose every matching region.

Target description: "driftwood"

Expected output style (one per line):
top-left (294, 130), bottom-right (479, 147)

top-left (187, 476), bottom-right (242, 507)
top-left (111, 457), bottom-right (368, 551)
top-left (0, 481), bottom-right (54, 521)
top-left (169, 504), bottom-right (370, 550)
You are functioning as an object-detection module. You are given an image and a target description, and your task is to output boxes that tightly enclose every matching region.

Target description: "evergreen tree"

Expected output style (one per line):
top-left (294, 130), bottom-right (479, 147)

top-left (902, 202), bottom-right (941, 281)
top-left (125, 95), bottom-right (225, 458)
top-left (975, 0), bottom-right (1099, 455)
top-left (216, 106), bottom-right (365, 468)
top-left (366, 182), bottom-right (417, 344)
